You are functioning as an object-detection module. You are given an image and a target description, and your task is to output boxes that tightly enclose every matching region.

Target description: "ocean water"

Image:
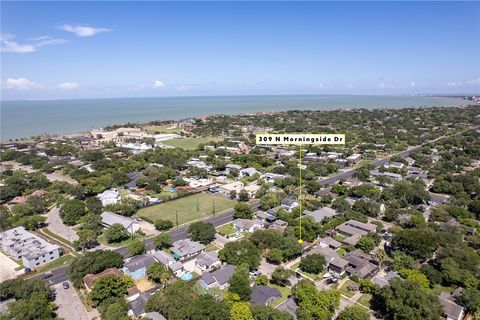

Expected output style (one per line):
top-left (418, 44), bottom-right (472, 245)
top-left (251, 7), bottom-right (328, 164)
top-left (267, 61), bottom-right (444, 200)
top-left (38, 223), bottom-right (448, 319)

top-left (0, 95), bottom-right (466, 140)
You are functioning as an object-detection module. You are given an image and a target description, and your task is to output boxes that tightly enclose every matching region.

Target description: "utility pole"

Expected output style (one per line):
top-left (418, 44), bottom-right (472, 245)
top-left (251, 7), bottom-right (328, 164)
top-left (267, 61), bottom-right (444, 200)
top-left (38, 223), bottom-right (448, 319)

top-left (175, 210), bottom-right (179, 228)
top-left (212, 199), bottom-right (216, 215)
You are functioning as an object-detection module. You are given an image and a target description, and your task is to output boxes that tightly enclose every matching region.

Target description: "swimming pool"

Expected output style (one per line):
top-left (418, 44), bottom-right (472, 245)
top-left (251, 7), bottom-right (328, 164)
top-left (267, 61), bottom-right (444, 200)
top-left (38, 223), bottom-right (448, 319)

top-left (180, 272), bottom-right (193, 281)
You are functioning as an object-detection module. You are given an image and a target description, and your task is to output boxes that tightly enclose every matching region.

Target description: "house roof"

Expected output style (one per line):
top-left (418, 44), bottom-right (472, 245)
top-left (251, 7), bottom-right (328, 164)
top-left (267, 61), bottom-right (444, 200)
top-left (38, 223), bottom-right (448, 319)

top-left (439, 292), bottom-right (464, 320)
top-left (143, 312), bottom-right (166, 320)
top-left (320, 237), bottom-right (342, 249)
top-left (211, 264), bottom-right (235, 285)
top-left (129, 293), bottom-right (150, 317)
top-left (124, 255), bottom-right (156, 273)
top-left (171, 239), bottom-right (205, 258)
top-left (281, 198), bottom-right (297, 207)
top-left (307, 246), bottom-right (339, 262)
top-left (200, 271), bottom-right (216, 285)
top-left (329, 257), bottom-right (349, 269)
top-left (101, 211), bottom-right (137, 229)
top-left (249, 286), bottom-right (281, 305)
top-left (371, 271), bottom-right (399, 287)
top-left (304, 207), bottom-right (337, 223)
top-left (153, 250), bottom-right (174, 266)
top-left (233, 218), bottom-right (262, 230)
top-left (196, 251), bottom-right (219, 268)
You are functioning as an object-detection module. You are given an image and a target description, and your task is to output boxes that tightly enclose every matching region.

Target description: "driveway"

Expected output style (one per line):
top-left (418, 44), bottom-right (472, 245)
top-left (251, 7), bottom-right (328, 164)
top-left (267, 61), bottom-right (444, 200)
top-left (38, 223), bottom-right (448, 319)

top-left (52, 281), bottom-right (97, 320)
top-left (4, 161), bottom-right (78, 185)
top-left (47, 207), bottom-right (79, 242)
top-left (258, 258), bottom-right (277, 277)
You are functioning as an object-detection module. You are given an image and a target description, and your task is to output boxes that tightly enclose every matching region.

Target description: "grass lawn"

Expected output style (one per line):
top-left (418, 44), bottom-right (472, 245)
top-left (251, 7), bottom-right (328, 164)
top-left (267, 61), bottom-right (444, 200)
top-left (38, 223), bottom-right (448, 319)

top-left (290, 261), bottom-right (301, 270)
top-left (143, 125), bottom-right (182, 134)
top-left (137, 192), bottom-right (235, 226)
top-left (337, 279), bottom-right (356, 298)
top-left (41, 228), bottom-right (74, 247)
top-left (217, 223), bottom-right (237, 237)
top-left (335, 234), bottom-right (347, 242)
top-left (36, 254), bottom-right (74, 273)
top-left (428, 284), bottom-right (455, 296)
top-left (206, 243), bottom-right (221, 252)
top-left (97, 233), bottom-right (145, 247)
top-left (357, 293), bottom-right (372, 308)
top-left (270, 284), bottom-right (292, 307)
top-left (297, 270), bottom-right (323, 281)
top-left (162, 137), bottom-right (218, 150)
top-left (337, 248), bottom-right (347, 257)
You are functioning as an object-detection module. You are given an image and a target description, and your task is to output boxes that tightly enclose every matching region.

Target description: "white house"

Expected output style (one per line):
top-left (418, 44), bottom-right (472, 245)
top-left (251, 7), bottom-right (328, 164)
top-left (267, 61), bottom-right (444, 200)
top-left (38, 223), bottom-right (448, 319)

top-left (281, 198), bottom-right (299, 212)
top-left (97, 188), bottom-right (120, 206)
top-left (232, 219), bottom-right (263, 233)
top-left (101, 211), bottom-right (140, 233)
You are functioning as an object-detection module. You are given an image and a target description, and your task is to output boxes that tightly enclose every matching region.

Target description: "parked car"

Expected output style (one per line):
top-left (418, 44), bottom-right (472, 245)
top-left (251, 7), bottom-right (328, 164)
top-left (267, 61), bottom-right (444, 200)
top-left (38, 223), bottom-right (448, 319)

top-left (249, 270), bottom-right (261, 277)
top-left (42, 272), bottom-right (53, 280)
top-left (62, 282), bottom-right (70, 289)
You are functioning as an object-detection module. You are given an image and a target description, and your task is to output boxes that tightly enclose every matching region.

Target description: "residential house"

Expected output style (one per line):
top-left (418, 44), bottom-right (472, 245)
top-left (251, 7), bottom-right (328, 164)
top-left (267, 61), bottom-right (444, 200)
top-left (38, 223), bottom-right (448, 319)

top-left (171, 239), bottom-right (205, 262)
top-left (128, 292), bottom-right (150, 318)
top-left (225, 164), bottom-right (242, 175)
top-left (152, 250), bottom-right (184, 277)
top-left (385, 162), bottom-right (404, 169)
top-left (306, 246), bottom-right (339, 264)
top-left (233, 218), bottom-right (263, 233)
top-left (101, 211), bottom-right (140, 233)
top-left (96, 188), bottom-right (120, 206)
top-left (270, 219), bottom-right (287, 231)
top-left (249, 286), bottom-right (281, 306)
top-left (123, 254), bottom-right (156, 280)
top-left (335, 220), bottom-right (376, 246)
top-left (142, 312), bottom-right (166, 320)
top-left (343, 249), bottom-right (378, 279)
top-left (195, 251), bottom-right (221, 273)
top-left (0, 227), bottom-right (62, 269)
top-left (260, 173), bottom-right (286, 184)
top-left (281, 198), bottom-right (299, 212)
top-left (200, 264), bottom-right (236, 290)
top-left (126, 172), bottom-right (147, 190)
top-left (243, 183), bottom-right (260, 198)
top-left (255, 211), bottom-right (276, 224)
top-left (439, 292), bottom-right (465, 320)
top-left (328, 257), bottom-right (349, 278)
top-left (319, 237), bottom-right (342, 250)
top-left (239, 167), bottom-right (258, 178)
top-left (217, 181), bottom-right (244, 197)
top-left (371, 271), bottom-right (399, 287)
top-left (83, 267), bottom-right (123, 291)
top-left (303, 207), bottom-right (337, 223)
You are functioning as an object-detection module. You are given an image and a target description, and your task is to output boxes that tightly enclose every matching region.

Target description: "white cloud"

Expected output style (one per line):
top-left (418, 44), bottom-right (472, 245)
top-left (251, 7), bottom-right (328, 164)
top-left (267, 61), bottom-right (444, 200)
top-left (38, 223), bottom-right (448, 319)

top-left (59, 24), bottom-right (111, 37)
top-left (5, 78), bottom-right (40, 90)
top-left (378, 82), bottom-right (386, 89)
top-left (177, 85), bottom-right (190, 91)
top-left (1, 40), bottom-right (36, 53)
top-left (153, 80), bottom-right (165, 89)
top-left (447, 79), bottom-right (480, 87)
top-left (410, 81), bottom-right (416, 88)
top-left (57, 82), bottom-right (80, 90)
top-left (346, 84), bottom-right (353, 89)
top-left (1, 34), bottom-right (66, 53)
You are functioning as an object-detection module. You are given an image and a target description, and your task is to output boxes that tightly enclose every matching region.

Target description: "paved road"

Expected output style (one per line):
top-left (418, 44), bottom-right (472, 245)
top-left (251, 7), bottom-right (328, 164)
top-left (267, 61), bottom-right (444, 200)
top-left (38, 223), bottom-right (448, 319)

top-left (46, 207), bottom-right (79, 242)
top-left (318, 146), bottom-right (420, 186)
top-left (4, 161), bottom-right (78, 185)
top-left (29, 200), bottom-right (261, 285)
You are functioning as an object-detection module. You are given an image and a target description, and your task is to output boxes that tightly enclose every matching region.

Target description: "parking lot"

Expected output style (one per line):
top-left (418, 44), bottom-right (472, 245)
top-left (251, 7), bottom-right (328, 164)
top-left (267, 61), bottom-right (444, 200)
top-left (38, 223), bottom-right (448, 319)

top-left (0, 251), bottom-right (22, 282)
top-left (53, 281), bottom-right (93, 320)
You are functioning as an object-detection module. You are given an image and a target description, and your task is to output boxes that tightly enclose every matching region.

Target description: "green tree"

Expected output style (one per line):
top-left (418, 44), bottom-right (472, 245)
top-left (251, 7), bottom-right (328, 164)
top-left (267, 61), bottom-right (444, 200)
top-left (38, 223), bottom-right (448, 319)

top-left (230, 302), bottom-right (254, 320)
top-left (229, 264), bottom-right (252, 301)
top-left (74, 228), bottom-right (98, 250)
top-left (1, 293), bottom-right (57, 320)
top-left (299, 254), bottom-right (326, 275)
top-left (188, 295), bottom-right (230, 320)
top-left (293, 280), bottom-right (340, 320)
top-left (398, 269), bottom-right (430, 289)
top-left (188, 221), bottom-right (216, 244)
top-left (250, 304), bottom-right (294, 320)
top-left (238, 190), bottom-right (250, 202)
top-left (147, 262), bottom-right (172, 286)
top-left (60, 199), bottom-right (87, 225)
top-left (155, 219), bottom-right (174, 231)
top-left (219, 239), bottom-right (261, 270)
top-left (254, 275), bottom-right (269, 286)
top-left (89, 275), bottom-right (129, 306)
top-left (145, 281), bottom-right (197, 320)
top-left (260, 193), bottom-right (280, 210)
top-left (154, 232), bottom-right (172, 249)
top-left (372, 278), bottom-right (442, 320)
top-left (98, 297), bottom-right (130, 320)
top-left (234, 202), bottom-right (254, 219)
top-left (266, 248), bottom-right (284, 264)
top-left (104, 223), bottom-right (130, 243)
top-left (271, 267), bottom-right (294, 286)
top-left (356, 236), bottom-right (376, 253)
top-left (128, 239), bottom-right (145, 256)
top-left (392, 227), bottom-right (438, 260)
top-left (86, 196), bottom-right (103, 214)
top-left (337, 305), bottom-right (370, 320)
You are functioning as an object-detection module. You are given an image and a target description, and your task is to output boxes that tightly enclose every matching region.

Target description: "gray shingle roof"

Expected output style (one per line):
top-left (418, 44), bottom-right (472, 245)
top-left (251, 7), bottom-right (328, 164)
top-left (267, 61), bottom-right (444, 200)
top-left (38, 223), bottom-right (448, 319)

top-left (124, 255), bottom-right (156, 273)
top-left (249, 285), bottom-right (281, 305)
top-left (101, 211), bottom-right (136, 229)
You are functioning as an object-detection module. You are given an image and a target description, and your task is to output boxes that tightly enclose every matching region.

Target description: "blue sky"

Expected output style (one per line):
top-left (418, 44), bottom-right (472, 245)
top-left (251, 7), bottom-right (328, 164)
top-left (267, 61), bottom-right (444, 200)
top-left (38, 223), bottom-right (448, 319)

top-left (1, 1), bottom-right (479, 100)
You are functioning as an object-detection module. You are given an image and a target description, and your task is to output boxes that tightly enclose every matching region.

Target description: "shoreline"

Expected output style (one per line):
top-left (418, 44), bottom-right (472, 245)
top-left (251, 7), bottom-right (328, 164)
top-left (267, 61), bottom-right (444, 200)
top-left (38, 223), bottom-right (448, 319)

top-left (0, 102), bottom-right (480, 144)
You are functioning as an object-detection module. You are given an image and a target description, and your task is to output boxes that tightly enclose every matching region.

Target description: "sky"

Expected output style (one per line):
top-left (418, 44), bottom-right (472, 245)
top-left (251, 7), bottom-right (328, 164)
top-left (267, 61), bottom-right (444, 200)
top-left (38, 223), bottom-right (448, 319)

top-left (1, 1), bottom-right (479, 100)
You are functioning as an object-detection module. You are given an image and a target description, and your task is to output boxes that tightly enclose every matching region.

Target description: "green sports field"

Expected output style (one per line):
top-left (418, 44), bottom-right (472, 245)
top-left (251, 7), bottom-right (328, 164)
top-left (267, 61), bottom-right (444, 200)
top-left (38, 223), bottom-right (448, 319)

top-left (137, 192), bottom-right (235, 226)
top-left (162, 137), bottom-right (219, 150)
